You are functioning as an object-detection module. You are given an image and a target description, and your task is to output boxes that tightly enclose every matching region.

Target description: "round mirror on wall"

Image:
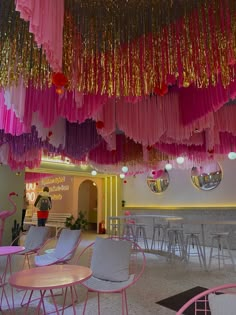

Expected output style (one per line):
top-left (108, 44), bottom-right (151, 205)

top-left (191, 161), bottom-right (222, 191)
top-left (147, 169), bottom-right (170, 193)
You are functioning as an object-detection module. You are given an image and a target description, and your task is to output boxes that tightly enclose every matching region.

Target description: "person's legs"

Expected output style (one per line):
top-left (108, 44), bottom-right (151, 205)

top-left (38, 218), bottom-right (44, 226)
top-left (38, 218), bottom-right (47, 226)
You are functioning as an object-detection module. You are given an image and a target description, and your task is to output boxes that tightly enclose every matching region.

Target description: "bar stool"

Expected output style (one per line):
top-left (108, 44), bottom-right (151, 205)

top-left (108, 218), bottom-right (121, 238)
top-left (135, 223), bottom-right (149, 250)
top-left (208, 232), bottom-right (235, 270)
top-left (185, 232), bottom-right (204, 266)
top-left (151, 223), bottom-right (168, 251)
top-left (122, 222), bottom-right (136, 241)
top-left (167, 227), bottom-right (186, 261)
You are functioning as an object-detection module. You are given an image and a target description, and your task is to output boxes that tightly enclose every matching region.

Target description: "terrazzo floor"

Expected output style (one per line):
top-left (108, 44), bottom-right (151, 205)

top-left (1, 232), bottom-right (236, 314)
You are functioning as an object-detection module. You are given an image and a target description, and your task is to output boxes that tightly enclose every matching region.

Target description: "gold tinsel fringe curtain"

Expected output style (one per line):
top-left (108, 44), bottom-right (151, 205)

top-left (1, 0), bottom-right (236, 96)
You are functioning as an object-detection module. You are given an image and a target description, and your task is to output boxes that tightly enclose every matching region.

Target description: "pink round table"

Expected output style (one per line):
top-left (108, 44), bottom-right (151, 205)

top-left (0, 246), bottom-right (25, 256)
top-left (9, 264), bottom-right (92, 314)
top-left (0, 246), bottom-right (25, 311)
top-left (0, 246), bottom-right (25, 280)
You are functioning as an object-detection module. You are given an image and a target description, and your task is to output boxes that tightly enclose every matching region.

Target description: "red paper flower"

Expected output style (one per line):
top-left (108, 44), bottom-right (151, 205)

top-left (124, 180), bottom-right (127, 184)
top-left (52, 72), bottom-right (68, 87)
top-left (96, 121), bottom-right (104, 129)
top-left (48, 131), bottom-right (53, 137)
top-left (208, 148), bottom-right (214, 154)
top-left (153, 83), bottom-right (168, 96)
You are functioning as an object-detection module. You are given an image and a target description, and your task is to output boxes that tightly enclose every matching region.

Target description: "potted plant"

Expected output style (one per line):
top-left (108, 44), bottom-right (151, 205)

top-left (65, 211), bottom-right (88, 231)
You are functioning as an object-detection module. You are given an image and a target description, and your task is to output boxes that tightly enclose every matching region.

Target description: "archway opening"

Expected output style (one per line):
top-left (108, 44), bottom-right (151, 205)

top-left (78, 180), bottom-right (98, 232)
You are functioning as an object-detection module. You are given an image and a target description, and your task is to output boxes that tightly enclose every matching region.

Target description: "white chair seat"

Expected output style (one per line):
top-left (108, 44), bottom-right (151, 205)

top-left (35, 253), bottom-right (62, 266)
top-left (35, 229), bottom-right (81, 266)
top-left (83, 274), bottom-right (135, 292)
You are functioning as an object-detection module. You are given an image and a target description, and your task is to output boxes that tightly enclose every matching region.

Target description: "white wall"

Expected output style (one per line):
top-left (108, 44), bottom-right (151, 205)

top-left (122, 159), bottom-right (236, 207)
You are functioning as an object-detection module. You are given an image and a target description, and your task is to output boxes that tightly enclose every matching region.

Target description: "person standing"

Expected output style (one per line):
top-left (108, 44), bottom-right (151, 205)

top-left (34, 186), bottom-right (52, 226)
top-left (21, 189), bottom-right (29, 231)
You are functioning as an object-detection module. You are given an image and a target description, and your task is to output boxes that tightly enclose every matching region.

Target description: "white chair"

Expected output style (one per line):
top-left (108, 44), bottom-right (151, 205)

top-left (12, 226), bottom-right (50, 269)
top-left (34, 229), bottom-right (81, 266)
top-left (177, 283), bottom-right (236, 315)
top-left (77, 237), bottom-right (146, 315)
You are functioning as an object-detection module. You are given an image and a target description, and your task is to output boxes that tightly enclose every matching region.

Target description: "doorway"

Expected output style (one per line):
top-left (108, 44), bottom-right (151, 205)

top-left (78, 180), bottom-right (98, 231)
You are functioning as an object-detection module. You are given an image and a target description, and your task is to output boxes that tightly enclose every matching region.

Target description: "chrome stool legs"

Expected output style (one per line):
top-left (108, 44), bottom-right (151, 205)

top-left (208, 233), bottom-right (235, 270)
top-left (135, 224), bottom-right (149, 250)
top-left (185, 233), bottom-right (204, 266)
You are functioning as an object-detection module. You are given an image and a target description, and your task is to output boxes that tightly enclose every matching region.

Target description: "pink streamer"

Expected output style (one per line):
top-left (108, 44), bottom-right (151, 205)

top-left (15, 0), bottom-right (64, 71)
top-left (0, 92), bottom-right (27, 135)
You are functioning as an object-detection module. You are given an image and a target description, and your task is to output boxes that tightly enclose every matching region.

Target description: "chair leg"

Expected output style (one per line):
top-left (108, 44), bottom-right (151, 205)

top-left (122, 290), bottom-right (128, 315)
top-left (82, 290), bottom-right (89, 315)
top-left (26, 254), bottom-right (30, 269)
top-left (0, 286), bottom-right (11, 315)
top-left (97, 292), bottom-right (101, 315)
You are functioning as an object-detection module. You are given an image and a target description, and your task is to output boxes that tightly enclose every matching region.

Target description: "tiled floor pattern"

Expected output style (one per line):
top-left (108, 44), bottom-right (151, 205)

top-left (0, 232), bottom-right (236, 314)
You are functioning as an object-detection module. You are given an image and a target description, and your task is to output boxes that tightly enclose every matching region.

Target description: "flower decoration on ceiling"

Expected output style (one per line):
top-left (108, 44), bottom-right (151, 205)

top-left (153, 83), bottom-right (168, 97)
top-left (96, 121), bottom-right (105, 129)
top-left (52, 72), bottom-right (68, 94)
top-left (1, 1), bottom-right (236, 171)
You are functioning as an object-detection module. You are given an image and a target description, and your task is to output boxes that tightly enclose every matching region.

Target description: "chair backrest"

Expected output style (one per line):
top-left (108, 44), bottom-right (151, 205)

top-left (77, 237), bottom-right (146, 288)
top-left (54, 228), bottom-right (81, 261)
top-left (24, 226), bottom-right (49, 252)
top-left (176, 283), bottom-right (236, 315)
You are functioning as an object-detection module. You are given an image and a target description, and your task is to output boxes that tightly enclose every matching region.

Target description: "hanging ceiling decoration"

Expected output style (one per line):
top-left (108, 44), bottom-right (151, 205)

top-left (0, 0), bottom-right (236, 173)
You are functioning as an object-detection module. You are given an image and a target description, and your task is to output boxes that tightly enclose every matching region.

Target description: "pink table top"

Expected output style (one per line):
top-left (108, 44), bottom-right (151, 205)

top-left (9, 264), bottom-right (92, 290)
top-left (0, 246), bottom-right (25, 256)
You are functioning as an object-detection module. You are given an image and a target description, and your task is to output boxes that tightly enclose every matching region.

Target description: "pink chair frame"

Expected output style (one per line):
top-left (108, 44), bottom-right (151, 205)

top-left (11, 227), bottom-right (50, 269)
top-left (77, 238), bottom-right (146, 315)
top-left (0, 281), bottom-right (11, 314)
top-left (176, 283), bottom-right (236, 315)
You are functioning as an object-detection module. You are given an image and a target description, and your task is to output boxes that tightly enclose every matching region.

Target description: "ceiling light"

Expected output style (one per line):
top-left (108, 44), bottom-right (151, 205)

top-left (121, 166), bottom-right (128, 173)
top-left (228, 152), bottom-right (236, 160)
top-left (176, 156), bottom-right (185, 164)
top-left (120, 173), bottom-right (125, 179)
top-left (165, 163), bottom-right (172, 171)
top-left (91, 170), bottom-right (97, 176)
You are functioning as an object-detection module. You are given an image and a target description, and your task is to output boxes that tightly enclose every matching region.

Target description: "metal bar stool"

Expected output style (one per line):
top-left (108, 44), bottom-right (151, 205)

top-left (108, 217), bottom-right (121, 238)
top-left (151, 223), bottom-right (168, 251)
top-left (208, 232), bottom-right (235, 270)
top-left (135, 223), bottom-right (149, 250)
top-left (122, 222), bottom-right (136, 241)
top-left (185, 232), bottom-right (204, 266)
top-left (167, 227), bottom-right (186, 262)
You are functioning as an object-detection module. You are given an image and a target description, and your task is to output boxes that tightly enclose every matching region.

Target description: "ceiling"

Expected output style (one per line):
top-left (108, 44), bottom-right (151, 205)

top-left (0, 0), bottom-right (236, 174)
